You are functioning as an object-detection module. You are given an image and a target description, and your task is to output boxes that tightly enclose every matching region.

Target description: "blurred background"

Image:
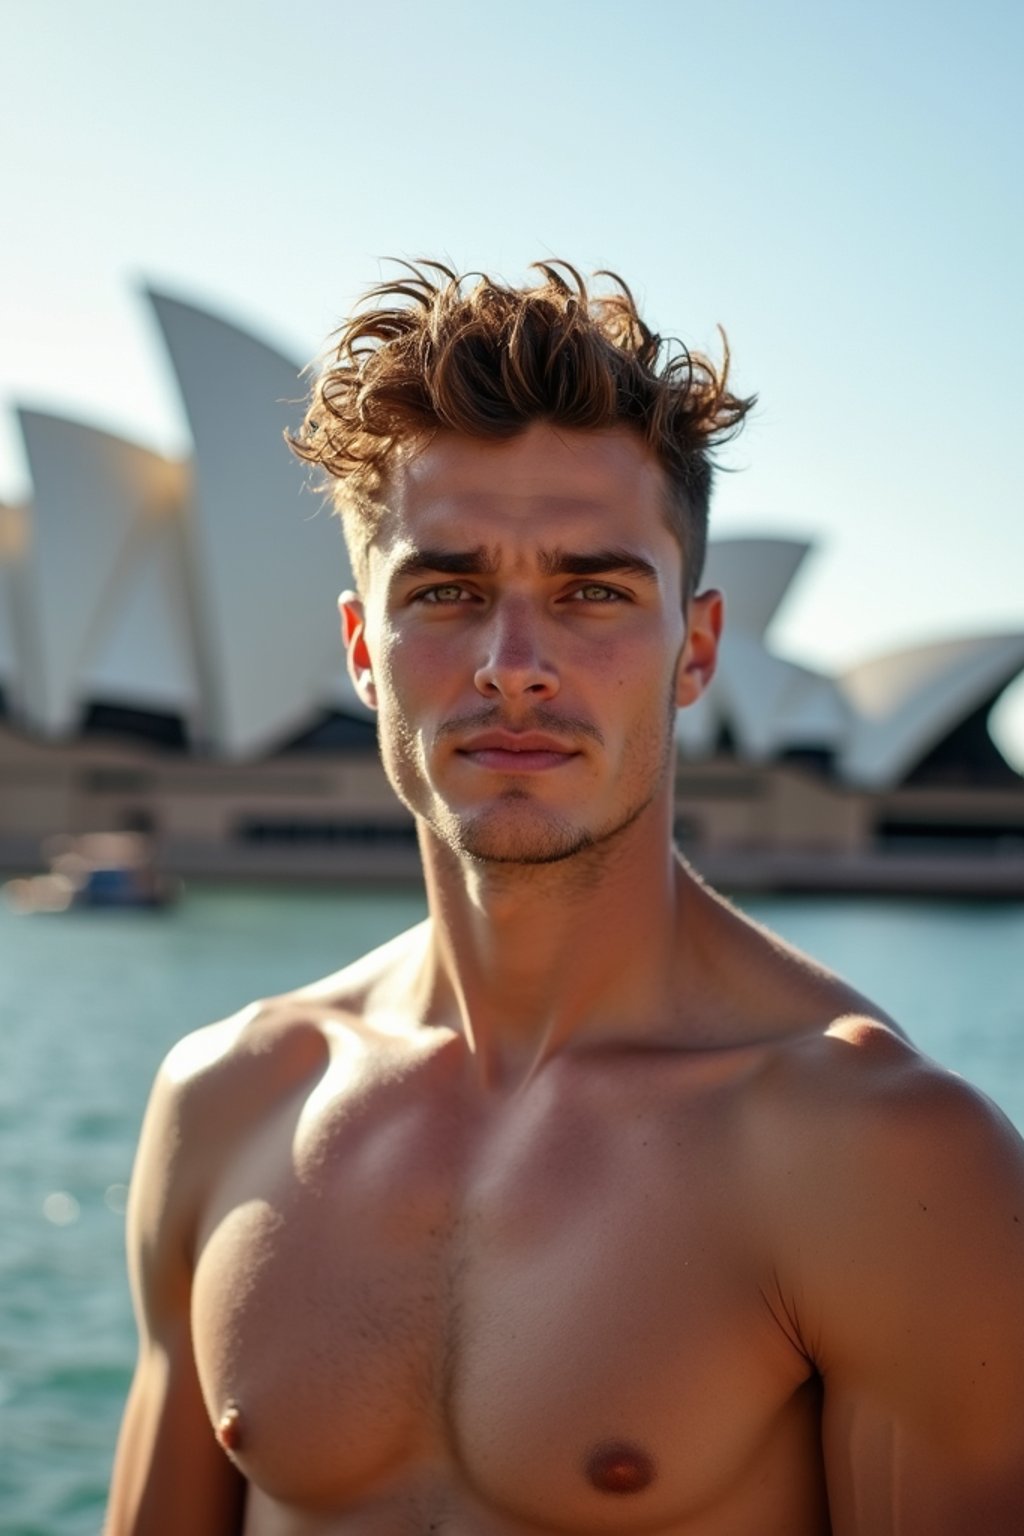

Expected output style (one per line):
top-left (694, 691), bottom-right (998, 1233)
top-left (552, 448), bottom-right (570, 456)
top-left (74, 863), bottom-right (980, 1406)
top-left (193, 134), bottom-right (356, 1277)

top-left (2, 2), bottom-right (1023, 1530)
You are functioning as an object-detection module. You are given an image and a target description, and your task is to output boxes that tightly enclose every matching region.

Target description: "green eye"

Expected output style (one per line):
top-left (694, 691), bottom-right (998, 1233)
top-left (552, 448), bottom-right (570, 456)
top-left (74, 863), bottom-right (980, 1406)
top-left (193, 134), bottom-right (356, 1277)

top-left (423, 584), bottom-right (467, 603)
top-left (575, 584), bottom-right (620, 601)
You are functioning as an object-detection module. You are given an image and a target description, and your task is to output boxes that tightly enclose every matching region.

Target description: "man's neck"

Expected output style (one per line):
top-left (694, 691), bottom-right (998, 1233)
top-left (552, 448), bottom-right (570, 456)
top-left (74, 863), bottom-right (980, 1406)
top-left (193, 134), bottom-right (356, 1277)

top-left (415, 804), bottom-right (695, 1088)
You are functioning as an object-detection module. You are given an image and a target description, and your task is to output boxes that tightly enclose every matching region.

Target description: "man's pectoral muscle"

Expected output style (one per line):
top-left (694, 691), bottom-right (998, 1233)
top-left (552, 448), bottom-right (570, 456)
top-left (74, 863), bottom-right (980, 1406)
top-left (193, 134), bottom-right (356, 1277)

top-left (184, 1005), bottom-right (832, 1532)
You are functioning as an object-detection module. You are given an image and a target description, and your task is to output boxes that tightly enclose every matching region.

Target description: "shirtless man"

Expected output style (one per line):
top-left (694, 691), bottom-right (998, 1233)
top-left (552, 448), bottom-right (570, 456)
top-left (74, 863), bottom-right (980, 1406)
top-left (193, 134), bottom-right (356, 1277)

top-left (106, 262), bottom-right (1024, 1534)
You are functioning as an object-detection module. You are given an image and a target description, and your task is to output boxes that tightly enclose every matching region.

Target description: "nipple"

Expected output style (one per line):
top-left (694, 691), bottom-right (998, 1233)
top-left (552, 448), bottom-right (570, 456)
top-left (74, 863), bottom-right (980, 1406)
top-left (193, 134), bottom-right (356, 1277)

top-left (216, 1403), bottom-right (243, 1454)
top-left (585, 1440), bottom-right (655, 1494)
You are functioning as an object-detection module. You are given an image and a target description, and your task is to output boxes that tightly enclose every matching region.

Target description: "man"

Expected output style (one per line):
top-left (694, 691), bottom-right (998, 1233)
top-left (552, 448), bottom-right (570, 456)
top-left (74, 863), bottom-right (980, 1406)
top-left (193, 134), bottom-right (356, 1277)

top-left (106, 262), bottom-right (1024, 1534)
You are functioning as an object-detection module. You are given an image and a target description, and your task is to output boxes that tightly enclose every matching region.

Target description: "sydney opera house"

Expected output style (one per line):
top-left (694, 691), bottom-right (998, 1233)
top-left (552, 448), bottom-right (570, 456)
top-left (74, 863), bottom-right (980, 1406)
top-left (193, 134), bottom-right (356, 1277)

top-left (1, 289), bottom-right (1023, 892)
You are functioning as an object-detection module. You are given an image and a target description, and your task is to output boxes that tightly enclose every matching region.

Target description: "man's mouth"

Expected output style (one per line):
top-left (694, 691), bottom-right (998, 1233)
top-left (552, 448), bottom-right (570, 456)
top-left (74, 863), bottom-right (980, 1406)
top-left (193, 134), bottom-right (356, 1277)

top-left (456, 730), bottom-right (581, 772)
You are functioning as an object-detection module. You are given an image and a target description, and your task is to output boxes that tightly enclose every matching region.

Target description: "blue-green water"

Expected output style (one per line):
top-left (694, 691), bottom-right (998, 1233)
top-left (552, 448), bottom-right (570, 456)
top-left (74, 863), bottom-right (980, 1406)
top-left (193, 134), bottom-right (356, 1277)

top-left (3, 886), bottom-right (1024, 1534)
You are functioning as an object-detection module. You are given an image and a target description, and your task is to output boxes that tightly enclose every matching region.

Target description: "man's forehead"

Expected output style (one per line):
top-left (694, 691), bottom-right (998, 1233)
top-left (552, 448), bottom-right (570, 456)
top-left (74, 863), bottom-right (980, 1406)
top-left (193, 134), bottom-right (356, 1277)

top-left (364, 425), bottom-right (682, 586)
top-left (382, 490), bottom-right (656, 543)
top-left (381, 450), bottom-right (670, 552)
top-left (393, 422), bottom-right (668, 506)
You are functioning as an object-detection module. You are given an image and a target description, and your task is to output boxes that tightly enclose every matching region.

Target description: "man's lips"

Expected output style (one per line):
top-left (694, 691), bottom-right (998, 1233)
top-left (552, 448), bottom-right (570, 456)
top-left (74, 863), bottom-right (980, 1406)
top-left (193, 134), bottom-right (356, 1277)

top-left (456, 730), bottom-right (582, 772)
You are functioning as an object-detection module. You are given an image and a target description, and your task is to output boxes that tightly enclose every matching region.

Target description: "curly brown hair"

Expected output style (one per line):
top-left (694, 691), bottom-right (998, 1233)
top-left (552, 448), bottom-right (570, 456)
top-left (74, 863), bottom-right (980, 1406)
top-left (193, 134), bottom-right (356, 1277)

top-left (289, 260), bottom-right (755, 595)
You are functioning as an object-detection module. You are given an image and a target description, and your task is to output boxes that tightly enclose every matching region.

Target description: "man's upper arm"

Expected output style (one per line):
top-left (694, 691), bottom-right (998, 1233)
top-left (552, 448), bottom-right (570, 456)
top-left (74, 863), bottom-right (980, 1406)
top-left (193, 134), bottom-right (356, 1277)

top-left (786, 1030), bottom-right (1024, 1533)
top-left (105, 1034), bottom-right (246, 1535)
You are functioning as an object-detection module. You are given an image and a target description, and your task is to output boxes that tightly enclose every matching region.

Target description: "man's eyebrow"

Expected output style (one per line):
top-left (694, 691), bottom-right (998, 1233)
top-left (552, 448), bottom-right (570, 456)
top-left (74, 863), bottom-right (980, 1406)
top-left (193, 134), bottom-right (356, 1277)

top-left (388, 545), bottom-right (661, 584)
top-left (538, 547), bottom-right (660, 582)
top-left (389, 547), bottom-right (500, 582)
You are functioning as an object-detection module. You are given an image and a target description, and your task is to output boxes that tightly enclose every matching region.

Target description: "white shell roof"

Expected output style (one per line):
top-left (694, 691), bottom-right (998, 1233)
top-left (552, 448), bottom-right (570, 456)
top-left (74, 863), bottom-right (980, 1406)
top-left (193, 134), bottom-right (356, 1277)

top-left (701, 536), bottom-right (811, 640)
top-left (677, 537), bottom-right (852, 761)
top-left (14, 410), bottom-right (192, 736)
top-left (839, 634), bottom-right (1024, 787)
top-left (2, 288), bottom-right (1021, 787)
top-left (147, 290), bottom-right (361, 757)
top-left (705, 629), bottom-right (852, 760)
top-left (82, 507), bottom-right (201, 717)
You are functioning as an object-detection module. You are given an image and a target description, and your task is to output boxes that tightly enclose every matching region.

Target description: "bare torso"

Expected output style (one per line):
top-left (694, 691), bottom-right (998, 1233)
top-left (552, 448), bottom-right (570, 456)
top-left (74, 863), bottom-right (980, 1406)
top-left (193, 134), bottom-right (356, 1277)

top-left (184, 906), bottom-right (874, 1535)
top-left (106, 418), bottom-right (1024, 1536)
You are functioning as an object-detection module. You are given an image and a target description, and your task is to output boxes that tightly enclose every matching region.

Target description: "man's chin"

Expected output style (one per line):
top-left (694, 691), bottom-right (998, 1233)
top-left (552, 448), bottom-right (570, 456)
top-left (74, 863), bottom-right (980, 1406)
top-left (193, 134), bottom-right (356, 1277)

top-left (461, 834), bottom-right (594, 867)
top-left (433, 802), bottom-right (594, 867)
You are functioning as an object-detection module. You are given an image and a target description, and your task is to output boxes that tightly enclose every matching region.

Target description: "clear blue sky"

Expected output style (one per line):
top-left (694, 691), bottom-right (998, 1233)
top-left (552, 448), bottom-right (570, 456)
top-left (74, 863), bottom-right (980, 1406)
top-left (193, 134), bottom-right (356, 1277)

top-left (3, 0), bottom-right (1023, 759)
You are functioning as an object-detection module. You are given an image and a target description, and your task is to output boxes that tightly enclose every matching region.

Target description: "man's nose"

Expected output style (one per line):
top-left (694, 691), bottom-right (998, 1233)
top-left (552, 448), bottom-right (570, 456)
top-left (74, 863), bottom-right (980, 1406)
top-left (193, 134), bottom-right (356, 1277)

top-left (473, 600), bottom-right (559, 701)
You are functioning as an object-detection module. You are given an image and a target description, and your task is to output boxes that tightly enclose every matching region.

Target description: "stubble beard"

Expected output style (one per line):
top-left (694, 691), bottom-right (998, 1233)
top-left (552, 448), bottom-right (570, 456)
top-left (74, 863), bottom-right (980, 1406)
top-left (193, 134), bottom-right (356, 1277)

top-left (380, 677), bottom-right (680, 871)
top-left (434, 790), bottom-right (602, 867)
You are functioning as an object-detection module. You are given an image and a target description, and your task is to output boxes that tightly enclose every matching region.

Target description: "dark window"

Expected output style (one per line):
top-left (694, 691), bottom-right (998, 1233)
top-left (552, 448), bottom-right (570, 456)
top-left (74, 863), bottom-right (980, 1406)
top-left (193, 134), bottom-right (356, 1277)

top-left (81, 703), bottom-right (189, 751)
top-left (80, 769), bottom-right (155, 795)
top-left (277, 711), bottom-right (379, 754)
top-left (235, 818), bottom-right (416, 847)
top-left (902, 697), bottom-right (1022, 788)
top-left (876, 817), bottom-right (1024, 852)
top-left (777, 746), bottom-right (836, 776)
top-left (713, 721), bottom-right (739, 757)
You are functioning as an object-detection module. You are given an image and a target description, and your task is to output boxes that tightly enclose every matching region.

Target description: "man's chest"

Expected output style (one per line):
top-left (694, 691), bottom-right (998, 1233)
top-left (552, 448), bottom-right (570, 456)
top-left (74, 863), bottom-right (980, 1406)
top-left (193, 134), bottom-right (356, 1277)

top-left (190, 1051), bottom-right (817, 1528)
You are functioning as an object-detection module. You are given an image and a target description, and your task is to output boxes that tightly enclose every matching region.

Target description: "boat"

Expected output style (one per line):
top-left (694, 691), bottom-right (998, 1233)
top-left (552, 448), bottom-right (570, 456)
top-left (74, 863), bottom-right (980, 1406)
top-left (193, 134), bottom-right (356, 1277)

top-left (2, 832), bottom-right (181, 913)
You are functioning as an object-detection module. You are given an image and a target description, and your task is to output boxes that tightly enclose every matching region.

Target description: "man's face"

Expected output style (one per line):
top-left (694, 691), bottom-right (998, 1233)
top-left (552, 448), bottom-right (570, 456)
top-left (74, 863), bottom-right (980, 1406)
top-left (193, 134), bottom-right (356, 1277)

top-left (342, 423), bottom-right (720, 866)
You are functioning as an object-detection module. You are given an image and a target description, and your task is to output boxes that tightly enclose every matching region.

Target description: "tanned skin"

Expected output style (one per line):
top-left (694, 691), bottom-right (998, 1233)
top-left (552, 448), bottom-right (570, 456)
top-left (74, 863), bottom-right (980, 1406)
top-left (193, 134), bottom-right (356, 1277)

top-left (106, 424), bottom-right (1024, 1534)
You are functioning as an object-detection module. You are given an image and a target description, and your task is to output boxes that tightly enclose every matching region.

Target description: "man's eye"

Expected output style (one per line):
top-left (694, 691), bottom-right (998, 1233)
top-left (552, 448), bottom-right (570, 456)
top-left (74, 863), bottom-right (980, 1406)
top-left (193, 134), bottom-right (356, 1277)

top-left (420, 584), bottom-right (469, 604)
top-left (571, 584), bottom-right (623, 602)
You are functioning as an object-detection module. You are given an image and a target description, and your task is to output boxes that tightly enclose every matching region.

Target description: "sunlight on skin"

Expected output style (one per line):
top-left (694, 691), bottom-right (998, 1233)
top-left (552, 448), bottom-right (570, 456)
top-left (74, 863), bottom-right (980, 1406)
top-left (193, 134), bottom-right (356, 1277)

top-left (294, 1025), bottom-right (366, 1145)
top-left (365, 1007), bottom-right (427, 1039)
top-left (162, 1002), bottom-right (264, 1084)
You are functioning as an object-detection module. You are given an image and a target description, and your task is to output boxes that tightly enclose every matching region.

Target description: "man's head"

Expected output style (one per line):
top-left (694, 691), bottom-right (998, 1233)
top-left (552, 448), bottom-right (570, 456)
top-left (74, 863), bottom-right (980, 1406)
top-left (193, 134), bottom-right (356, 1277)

top-left (290, 263), bottom-right (753, 868)
top-left (345, 423), bottom-right (718, 866)
top-left (290, 260), bottom-right (754, 599)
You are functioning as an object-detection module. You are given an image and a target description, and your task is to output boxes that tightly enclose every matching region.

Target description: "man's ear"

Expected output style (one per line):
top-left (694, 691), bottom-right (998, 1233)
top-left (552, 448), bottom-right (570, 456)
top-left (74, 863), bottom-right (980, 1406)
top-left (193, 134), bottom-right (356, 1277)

top-left (339, 591), bottom-right (377, 710)
top-left (676, 588), bottom-right (723, 708)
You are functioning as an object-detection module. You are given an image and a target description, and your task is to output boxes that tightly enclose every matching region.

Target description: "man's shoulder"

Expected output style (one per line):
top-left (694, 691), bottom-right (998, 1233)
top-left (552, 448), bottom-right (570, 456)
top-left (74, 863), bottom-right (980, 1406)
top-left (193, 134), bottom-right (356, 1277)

top-left (131, 923), bottom-right (428, 1207)
top-left (750, 1014), bottom-right (1024, 1333)
top-left (158, 918), bottom-right (431, 1105)
top-left (765, 1011), bottom-right (1011, 1140)
top-left (131, 923), bottom-right (432, 1248)
top-left (697, 923), bottom-right (1024, 1513)
top-left (708, 879), bottom-right (997, 1151)
top-left (754, 1012), bottom-right (1023, 1196)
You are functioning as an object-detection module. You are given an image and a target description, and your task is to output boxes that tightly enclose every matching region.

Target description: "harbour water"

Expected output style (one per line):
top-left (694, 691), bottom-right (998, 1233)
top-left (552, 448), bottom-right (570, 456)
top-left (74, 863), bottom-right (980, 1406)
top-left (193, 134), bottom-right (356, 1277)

top-left (3, 885), bottom-right (1024, 1534)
